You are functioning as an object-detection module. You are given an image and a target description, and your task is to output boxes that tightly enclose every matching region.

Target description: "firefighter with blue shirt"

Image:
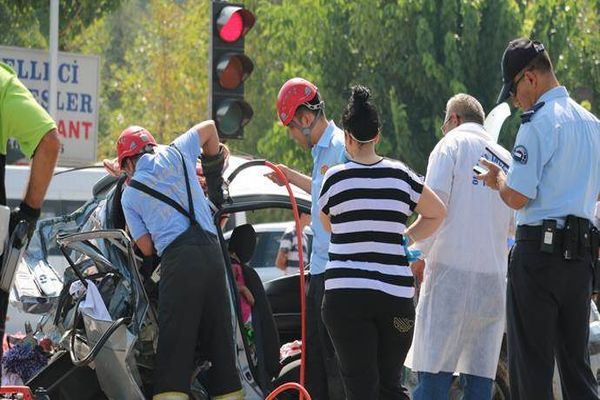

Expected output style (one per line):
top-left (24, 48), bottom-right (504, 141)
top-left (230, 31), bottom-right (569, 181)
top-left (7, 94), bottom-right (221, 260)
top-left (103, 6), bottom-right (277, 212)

top-left (270, 78), bottom-right (346, 399)
top-left (116, 121), bottom-right (242, 400)
top-left (479, 38), bottom-right (600, 399)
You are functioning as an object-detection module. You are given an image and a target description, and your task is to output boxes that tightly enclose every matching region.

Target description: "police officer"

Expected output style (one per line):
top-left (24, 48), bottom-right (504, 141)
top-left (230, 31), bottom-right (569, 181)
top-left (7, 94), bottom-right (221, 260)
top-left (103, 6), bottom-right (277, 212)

top-left (479, 38), bottom-right (600, 399)
top-left (0, 62), bottom-right (61, 371)
top-left (116, 122), bottom-right (242, 400)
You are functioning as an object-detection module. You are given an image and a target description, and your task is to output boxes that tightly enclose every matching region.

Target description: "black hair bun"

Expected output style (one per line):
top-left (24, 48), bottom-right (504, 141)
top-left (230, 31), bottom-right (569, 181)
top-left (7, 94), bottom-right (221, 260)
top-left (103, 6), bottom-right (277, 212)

top-left (350, 85), bottom-right (371, 108)
top-left (342, 84), bottom-right (380, 142)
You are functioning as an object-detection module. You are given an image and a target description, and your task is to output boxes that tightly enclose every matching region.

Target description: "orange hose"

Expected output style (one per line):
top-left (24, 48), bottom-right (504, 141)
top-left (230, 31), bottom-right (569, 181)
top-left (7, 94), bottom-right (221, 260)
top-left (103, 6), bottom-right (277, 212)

top-left (265, 382), bottom-right (312, 400)
top-left (264, 161), bottom-right (309, 400)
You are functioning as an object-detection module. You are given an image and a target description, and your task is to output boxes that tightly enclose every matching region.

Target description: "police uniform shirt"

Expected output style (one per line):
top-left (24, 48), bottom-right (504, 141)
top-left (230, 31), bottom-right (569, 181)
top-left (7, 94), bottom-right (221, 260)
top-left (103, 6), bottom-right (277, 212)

top-left (506, 86), bottom-right (600, 227)
top-left (309, 120), bottom-right (346, 275)
top-left (122, 129), bottom-right (217, 256)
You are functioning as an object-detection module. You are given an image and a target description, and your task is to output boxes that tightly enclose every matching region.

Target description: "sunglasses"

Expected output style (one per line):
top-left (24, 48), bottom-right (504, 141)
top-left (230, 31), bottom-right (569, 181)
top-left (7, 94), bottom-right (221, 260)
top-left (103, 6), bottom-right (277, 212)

top-left (509, 66), bottom-right (534, 97)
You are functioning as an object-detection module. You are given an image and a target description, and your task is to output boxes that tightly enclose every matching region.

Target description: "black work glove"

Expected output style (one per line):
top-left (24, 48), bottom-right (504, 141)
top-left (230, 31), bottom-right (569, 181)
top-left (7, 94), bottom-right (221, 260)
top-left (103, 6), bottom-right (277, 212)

top-left (140, 254), bottom-right (160, 298)
top-left (201, 144), bottom-right (226, 208)
top-left (140, 254), bottom-right (160, 281)
top-left (9, 202), bottom-right (41, 241)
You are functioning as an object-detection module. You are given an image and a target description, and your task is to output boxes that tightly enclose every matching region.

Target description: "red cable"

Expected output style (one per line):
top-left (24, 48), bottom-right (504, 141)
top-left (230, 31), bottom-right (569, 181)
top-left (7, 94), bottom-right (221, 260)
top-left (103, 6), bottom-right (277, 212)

top-left (264, 161), bottom-right (309, 400)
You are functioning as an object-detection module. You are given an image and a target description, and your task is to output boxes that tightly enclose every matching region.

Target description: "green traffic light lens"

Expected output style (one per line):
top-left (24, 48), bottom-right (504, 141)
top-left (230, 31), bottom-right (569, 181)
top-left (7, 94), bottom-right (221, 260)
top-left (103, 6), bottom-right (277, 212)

top-left (216, 102), bottom-right (243, 135)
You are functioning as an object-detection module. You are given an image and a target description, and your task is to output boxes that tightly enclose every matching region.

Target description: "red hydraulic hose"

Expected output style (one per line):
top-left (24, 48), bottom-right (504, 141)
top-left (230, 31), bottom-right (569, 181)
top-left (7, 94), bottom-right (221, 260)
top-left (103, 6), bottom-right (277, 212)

top-left (263, 161), bottom-right (310, 400)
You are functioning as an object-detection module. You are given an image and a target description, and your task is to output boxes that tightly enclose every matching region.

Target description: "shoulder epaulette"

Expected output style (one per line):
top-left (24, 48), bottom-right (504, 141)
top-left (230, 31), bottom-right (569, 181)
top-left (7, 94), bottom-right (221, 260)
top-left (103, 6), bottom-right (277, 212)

top-left (520, 101), bottom-right (545, 123)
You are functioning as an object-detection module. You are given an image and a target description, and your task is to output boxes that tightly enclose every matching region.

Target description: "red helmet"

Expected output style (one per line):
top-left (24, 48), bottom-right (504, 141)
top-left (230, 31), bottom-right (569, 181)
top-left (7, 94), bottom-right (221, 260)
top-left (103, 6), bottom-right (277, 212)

top-left (277, 78), bottom-right (323, 126)
top-left (116, 126), bottom-right (157, 167)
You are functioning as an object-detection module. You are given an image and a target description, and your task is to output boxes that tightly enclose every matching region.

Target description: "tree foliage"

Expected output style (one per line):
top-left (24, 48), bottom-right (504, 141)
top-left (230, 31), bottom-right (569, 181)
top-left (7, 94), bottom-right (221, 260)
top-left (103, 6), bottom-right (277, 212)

top-left (0, 0), bottom-right (122, 49)
top-left (70, 0), bottom-right (210, 155)
top-left (247, 0), bottom-right (522, 173)
top-left (2, 0), bottom-right (600, 175)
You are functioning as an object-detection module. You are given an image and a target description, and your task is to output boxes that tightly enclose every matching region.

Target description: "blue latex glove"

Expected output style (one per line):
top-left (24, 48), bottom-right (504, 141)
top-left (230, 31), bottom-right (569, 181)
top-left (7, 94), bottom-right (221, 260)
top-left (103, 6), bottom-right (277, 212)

top-left (402, 235), bottom-right (422, 263)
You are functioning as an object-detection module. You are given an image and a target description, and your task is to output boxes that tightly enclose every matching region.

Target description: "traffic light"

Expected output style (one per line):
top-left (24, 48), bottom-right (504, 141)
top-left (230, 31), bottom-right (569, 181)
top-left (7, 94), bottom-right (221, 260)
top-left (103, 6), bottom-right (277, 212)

top-left (210, 1), bottom-right (255, 139)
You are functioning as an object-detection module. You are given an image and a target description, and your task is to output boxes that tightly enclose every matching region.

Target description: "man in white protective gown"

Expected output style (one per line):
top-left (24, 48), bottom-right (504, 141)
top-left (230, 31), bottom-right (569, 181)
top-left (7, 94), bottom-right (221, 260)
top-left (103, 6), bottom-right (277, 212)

top-left (406, 93), bottom-right (514, 400)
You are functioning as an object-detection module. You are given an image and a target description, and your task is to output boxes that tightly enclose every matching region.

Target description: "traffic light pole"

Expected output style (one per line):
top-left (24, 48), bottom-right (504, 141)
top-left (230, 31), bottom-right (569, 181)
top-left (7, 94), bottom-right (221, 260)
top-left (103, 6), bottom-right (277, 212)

top-left (208, 1), bottom-right (216, 122)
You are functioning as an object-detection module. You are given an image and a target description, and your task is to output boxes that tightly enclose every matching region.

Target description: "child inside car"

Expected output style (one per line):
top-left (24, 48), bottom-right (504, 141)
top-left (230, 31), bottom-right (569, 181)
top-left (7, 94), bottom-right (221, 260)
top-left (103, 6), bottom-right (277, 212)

top-left (228, 224), bottom-right (257, 350)
top-left (228, 223), bottom-right (282, 389)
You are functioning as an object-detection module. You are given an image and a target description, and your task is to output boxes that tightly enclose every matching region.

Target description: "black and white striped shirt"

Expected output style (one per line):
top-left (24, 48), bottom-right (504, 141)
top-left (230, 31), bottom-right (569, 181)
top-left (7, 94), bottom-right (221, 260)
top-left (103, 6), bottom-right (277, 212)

top-left (318, 159), bottom-right (424, 298)
top-left (278, 225), bottom-right (309, 270)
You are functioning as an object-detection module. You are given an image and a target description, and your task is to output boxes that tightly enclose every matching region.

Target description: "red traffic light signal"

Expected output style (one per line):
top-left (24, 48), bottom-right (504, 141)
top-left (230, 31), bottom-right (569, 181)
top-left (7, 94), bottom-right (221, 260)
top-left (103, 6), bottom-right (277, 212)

top-left (216, 6), bottom-right (255, 43)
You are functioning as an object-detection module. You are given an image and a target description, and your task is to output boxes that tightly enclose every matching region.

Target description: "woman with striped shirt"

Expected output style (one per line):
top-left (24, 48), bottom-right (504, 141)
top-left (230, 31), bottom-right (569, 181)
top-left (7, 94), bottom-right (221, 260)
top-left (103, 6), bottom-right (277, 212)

top-left (319, 85), bottom-right (446, 400)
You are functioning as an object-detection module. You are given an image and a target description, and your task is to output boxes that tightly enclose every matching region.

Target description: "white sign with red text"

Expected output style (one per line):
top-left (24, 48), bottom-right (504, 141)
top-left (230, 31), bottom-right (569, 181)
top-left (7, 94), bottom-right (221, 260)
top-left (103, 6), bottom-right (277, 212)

top-left (0, 45), bottom-right (100, 166)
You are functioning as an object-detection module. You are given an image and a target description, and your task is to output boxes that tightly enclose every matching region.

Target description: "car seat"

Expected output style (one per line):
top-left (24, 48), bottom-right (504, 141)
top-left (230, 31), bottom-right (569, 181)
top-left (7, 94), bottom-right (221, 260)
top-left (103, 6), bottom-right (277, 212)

top-left (229, 224), bottom-right (281, 390)
top-left (108, 175), bottom-right (127, 231)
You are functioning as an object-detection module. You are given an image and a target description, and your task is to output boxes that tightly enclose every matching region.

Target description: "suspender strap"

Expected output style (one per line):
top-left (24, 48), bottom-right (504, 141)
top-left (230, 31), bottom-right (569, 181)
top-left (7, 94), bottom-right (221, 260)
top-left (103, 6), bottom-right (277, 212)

top-left (171, 144), bottom-right (197, 223)
top-left (128, 144), bottom-right (198, 225)
top-left (128, 180), bottom-right (195, 222)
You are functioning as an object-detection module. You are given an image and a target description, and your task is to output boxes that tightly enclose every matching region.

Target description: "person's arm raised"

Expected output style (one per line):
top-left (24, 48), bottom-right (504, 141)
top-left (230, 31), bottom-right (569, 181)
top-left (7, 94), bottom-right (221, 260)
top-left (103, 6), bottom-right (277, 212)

top-left (195, 120), bottom-right (220, 156)
top-left (197, 120), bottom-right (227, 206)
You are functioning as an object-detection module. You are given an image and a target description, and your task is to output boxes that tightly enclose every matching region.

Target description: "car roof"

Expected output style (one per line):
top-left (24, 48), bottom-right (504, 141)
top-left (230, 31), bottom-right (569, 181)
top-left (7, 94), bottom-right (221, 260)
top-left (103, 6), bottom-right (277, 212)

top-left (222, 221), bottom-right (291, 239)
top-left (6, 165), bottom-right (107, 202)
top-left (225, 156), bottom-right (312, 204)
top-left (251, 221), bottom-right (294, 231)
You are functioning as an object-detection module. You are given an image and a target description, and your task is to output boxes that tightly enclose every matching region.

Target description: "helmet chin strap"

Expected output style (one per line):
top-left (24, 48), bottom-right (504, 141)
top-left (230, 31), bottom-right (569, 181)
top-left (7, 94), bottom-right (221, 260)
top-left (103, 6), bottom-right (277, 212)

top-left (301, 108), bottom-right (322, 148)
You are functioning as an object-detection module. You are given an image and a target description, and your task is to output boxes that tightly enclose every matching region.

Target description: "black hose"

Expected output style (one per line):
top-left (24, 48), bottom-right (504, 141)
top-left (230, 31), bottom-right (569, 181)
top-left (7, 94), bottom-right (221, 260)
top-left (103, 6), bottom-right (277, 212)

top-left (53, 165), bottom-right (102, 176)
top-left (225, 159), bottom-right (266, 184)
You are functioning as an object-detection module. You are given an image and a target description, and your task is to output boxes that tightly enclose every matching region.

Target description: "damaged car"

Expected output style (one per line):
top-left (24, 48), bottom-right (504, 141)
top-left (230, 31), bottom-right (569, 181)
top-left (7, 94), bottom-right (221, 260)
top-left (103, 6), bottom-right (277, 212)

top-left (8, 158), bottom-right (311, 400)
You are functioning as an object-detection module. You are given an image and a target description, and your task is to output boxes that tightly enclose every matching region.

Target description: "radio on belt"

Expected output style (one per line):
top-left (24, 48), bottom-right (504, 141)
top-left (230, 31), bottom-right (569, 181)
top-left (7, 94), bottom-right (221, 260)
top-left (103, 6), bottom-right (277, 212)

top-left (541, 219), bottom-right (556, 253)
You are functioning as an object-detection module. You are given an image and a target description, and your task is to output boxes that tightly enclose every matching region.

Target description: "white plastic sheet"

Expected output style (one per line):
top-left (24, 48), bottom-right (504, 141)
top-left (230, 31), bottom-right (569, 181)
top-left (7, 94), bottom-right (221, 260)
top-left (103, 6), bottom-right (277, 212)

top-left (69, 279), bottom-right (111, 322)
top-left (483, 102), bottom-right (511, 143)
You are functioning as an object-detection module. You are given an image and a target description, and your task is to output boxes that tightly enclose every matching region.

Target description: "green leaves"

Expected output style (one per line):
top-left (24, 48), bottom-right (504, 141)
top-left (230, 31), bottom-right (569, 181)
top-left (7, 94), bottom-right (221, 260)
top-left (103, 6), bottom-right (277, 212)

top-left (3, 0), bottom-right (599, 174)
top-left (241, 0), bottom-right (600, 173)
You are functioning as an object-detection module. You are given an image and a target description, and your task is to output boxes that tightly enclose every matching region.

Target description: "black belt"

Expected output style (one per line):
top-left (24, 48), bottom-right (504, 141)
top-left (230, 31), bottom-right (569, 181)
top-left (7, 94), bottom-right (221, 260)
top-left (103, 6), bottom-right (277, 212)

top-left (515, 225), bottom-right (565, 248)
top-left (516, 218), bottom-right (596, 261)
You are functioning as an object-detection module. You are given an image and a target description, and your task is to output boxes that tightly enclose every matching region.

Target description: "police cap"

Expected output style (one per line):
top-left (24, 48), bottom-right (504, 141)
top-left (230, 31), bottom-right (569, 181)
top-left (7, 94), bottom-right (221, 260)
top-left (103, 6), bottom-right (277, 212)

top-left (497, 38), bottom-right (546, 104)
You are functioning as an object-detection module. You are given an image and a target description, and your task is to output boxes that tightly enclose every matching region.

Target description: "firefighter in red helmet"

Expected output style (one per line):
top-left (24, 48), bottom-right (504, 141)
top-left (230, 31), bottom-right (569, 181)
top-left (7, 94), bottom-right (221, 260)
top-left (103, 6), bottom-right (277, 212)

top-left (271, 78), bottom-right (346, 399)
top-left (116, 121), bottom-right (242, 400)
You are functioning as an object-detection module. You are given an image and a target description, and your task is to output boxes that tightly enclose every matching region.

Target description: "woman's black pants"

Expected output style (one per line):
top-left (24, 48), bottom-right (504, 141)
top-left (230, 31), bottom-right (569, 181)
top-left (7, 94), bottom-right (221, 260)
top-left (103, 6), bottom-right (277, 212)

top-left (322, 289), bottom-right (414, 400)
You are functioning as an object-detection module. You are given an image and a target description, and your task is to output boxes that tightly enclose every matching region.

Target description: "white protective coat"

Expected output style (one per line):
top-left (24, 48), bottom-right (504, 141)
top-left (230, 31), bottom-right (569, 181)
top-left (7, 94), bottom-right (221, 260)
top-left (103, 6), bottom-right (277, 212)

top-left (406, 123), bottom-right (514, 379)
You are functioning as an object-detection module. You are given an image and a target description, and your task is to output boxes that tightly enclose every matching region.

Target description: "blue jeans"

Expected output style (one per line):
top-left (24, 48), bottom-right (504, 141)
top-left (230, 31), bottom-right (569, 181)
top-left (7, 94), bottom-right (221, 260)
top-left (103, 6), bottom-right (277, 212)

top-left (413, 371), bottom-right (493, 400)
